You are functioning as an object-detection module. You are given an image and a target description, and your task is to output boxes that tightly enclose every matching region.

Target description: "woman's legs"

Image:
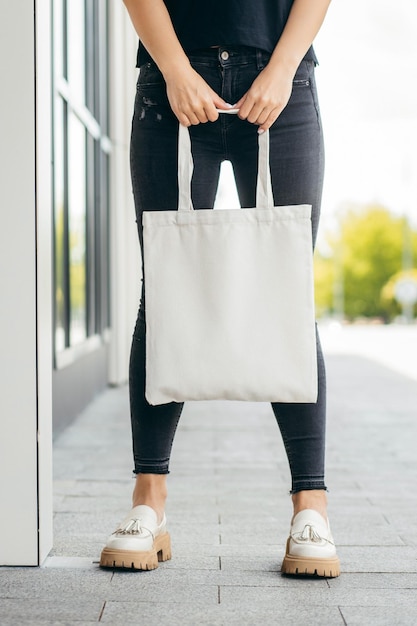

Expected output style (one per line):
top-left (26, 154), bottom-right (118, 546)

top-left (128, 63), bottom-right (223, 516)
top-left (128, 69), bottom-right (184, 517)
top-left (275, 333), bottom-right (328, 521)
top-left (270, 66), bottom-right (328, 518)
top-left (129, 302), bottom-right (181, 519)
top-left (230, 58), bottom-right (328, 517)
top-left (129, 50), bottom-right (328, 521)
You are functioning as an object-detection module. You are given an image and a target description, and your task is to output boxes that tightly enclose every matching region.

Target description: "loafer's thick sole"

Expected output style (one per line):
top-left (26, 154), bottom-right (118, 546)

top-left (281, 539), bottom-right (340, 578)
top-left (99, 531), bottom-right (171, 571)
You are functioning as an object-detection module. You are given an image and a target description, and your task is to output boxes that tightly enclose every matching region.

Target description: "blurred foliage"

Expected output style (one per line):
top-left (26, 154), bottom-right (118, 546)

top-left (55, 204), bottom-right (86, 317)
top-left (314, 205), bottom-right (417, 321)
top-left (381, 268), bottom-right (417, 315)
top-left (55, 206), bottom-right (65, 325)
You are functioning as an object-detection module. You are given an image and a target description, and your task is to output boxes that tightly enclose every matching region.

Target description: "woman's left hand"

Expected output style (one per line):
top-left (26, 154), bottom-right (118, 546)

top-left (234, 65), bottom-right (294, 133)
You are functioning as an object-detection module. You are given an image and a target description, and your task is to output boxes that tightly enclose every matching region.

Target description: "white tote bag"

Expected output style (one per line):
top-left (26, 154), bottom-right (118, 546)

top-left (143, 113), bottom-right (317, 405)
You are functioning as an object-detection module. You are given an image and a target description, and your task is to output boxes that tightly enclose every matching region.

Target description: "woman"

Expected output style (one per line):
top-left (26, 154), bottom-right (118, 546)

top-left (100, 0), bottom-right (340, 577)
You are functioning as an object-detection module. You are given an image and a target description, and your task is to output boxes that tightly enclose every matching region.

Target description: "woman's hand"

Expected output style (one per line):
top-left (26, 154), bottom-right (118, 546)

top-left (234, 65), bottom-right (294, 133)
top-left (234, 0), bottom-right (332, 132)
top-left (164, 64), bottom-right (232, 126)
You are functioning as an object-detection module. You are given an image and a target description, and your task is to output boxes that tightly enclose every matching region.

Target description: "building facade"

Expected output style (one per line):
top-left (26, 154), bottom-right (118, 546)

top-left (0, 0), bottom-right (140, 565)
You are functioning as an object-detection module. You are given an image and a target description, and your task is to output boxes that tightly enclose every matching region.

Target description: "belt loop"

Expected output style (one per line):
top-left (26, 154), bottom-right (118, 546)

top-left (256, 49), bottom-right (263, 70)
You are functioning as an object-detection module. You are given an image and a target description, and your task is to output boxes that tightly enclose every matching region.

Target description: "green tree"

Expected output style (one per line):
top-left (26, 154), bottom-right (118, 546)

top-left (315, 205), bottom-right (417, 321)
top-left (314, 251), bottom-right (335, 318)
top-left (381, 268), bottom-right (417, 319)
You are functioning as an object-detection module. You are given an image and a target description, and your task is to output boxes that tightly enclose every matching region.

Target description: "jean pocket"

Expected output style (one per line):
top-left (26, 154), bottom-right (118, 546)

top-left (137, 62), bottom-right (165, 89)
top-left (292, 59), bottom-right (313, 86)
top-left (308, 77), bottom-right (321, 126)
top-left (293, 78), bottom-right (311, 87)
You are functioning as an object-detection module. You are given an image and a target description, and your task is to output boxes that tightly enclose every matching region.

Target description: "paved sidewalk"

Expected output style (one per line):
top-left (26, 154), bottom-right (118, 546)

top-left (1, 332), bottom-right (417, 624)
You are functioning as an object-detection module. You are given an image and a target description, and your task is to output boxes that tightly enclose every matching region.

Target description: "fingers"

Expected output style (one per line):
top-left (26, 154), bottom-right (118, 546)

top-left (213, 94), bottom-right (234, 112)
top-left (176, 104), bottom-right (216, 126)
top-left (235, 69), bottom-right (293, 132)
top-left (166, 71), bottom-right (232, 127)
top-left (188, 109), bottom-right (209, 125)
top-left (239, 100), bottom-right (286, 131)
top-left (171, 98), bottom-right (231, 126)
top-left (257, 109), bottom-right (281, 133)
top-left (237, 95), bottom-right (284, 131)
top-left (189, 92), bottom-right (233, 125)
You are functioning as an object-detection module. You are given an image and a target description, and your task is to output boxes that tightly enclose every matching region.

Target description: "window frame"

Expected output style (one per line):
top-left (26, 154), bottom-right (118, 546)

top-left (52, 0), bottom-right (112, 369)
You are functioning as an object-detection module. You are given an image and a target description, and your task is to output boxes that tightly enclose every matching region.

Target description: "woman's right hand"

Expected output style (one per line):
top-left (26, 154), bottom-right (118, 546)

top-left (164, 64), bottom-right (232, 126)
top-left (122, 1), bottom-right (231, 125)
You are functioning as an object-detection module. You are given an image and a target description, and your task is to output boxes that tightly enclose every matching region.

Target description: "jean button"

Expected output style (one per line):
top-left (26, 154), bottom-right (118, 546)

top-left (220, 50), bottom-right (230, 61)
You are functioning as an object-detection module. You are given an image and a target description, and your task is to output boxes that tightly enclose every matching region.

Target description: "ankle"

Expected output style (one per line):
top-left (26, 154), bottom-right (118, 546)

top-left (291, 489), bottom-right (328, 521)
top-left (132, 473), bottom-right (167, 521)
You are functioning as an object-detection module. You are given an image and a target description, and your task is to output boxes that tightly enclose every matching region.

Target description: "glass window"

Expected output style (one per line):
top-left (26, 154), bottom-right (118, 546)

top-left (54, 95), bottom-right (67, 353)
top-left (53, 0), bottom-right (65, 81)
top-left (68, 112), bottom-right (87, 346)
top-left (52, 0), bottom-right (111, 362)
top-left (66, 0), bottom-right (86, 105)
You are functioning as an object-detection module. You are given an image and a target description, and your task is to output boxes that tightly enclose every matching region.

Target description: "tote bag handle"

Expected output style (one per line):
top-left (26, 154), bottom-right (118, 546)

top-left (178, 109), bottom-right (274, 211)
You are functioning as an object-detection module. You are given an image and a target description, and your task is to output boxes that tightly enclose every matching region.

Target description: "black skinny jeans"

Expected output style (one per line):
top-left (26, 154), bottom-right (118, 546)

top-left (129, 46), bottom-right (327, 494)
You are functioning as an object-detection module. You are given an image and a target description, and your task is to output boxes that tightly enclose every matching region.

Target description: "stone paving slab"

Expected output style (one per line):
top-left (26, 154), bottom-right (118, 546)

top-left (117, 567), bottom-right (329, 588)
top-left (54, 495), bottom-right (133, 514)
top-left (107, 578), bottom-right (219, 605)
top-left (327, 572), bottom-right (417, 589)
top-left (44, 556), bottom-right (98, 569)
top-left (0, 568), bottom-right (112, 599)
top-left (339, 606), bottom-right (417, 626)
top-left (336, 546), bottom-right (417, 573)
top-left (219, 555), bottom-right (284, 572)
top-left (0, 599), bottom-right (103, 622)
top-left (49, 538), bottom-right (104, 558)
top-left (54, 479), bottom-right (133, 499)
top-left (100, 601), bottom-right (345, 625)
top-left (219, 586), bottom-right (417, 607)
top-left (0, 622), bottom-right (99, 626)
top-left (53, 512), bottom-right (116, 538)
top-left (166, 523), bottom-right (221, 545)
top-left (161, 555), bottom-right (220, 571)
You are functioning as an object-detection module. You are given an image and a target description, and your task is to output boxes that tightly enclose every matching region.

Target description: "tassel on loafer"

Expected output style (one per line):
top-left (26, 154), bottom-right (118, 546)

top-left (100, 504), bottom-right (171, 571)
top-left (281, 508), bottom-right (340, 578)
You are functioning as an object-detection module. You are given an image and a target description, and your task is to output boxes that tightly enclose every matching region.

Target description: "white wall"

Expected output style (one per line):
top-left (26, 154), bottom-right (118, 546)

top-left (0, 0), bottom-right (137, 564)
top-left (35, 0), bottom-right (54, 564)
top-left (108, 3), bottom-right (142, 385)
top-left (0, 0), bottom-right (53, 564)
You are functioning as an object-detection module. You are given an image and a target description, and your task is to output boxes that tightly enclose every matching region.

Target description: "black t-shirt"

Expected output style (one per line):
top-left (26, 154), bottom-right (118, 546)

top-left (136, 0), bottom-right (317, 67)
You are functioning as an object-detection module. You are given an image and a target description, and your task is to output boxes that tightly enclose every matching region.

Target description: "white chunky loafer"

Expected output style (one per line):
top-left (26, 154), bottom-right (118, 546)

top-left (100, 504), bottom-right (171, 571)
top-left (281, 509), bottom-right (340, 578)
